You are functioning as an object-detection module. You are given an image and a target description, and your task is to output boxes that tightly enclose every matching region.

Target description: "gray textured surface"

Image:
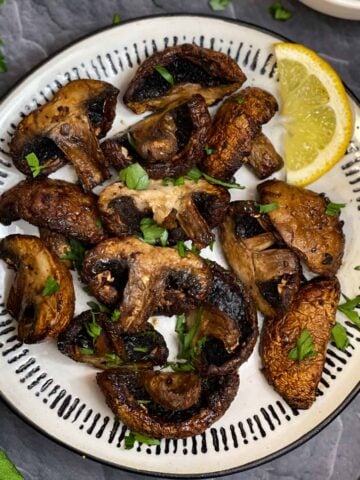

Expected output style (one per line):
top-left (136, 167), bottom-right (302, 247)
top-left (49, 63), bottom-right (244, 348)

top-left (0, 1), bottom-right (359, 479)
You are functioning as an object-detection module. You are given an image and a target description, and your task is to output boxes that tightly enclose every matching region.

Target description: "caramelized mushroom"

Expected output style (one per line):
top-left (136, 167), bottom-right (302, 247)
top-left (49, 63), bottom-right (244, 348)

top-left (188, 263), bottom-right (258, 376)
top-left (261, 277), bottom-right (340, 409)
top-left (0, 234), bottom-right (75, 343)
top-left (257, 180), bottom-right (345, 276)
top-left (57, 310), bottom-right (168, 369)
top-left (123, 43), bottom-right (246, 114)
top-left (97, 369), bottom-right (239, 438)
top-left (39, 228), bottom-right (73, 269)
top-left (101, 94), bottom-right (211, 178)
top-left (0, 178), bottom-right (107, 244)
top-left (81, 237), bottom-right (212, 332)
top-left (244, 132), bottom-right (283, 179)
top-left (219, 201), bottom-right (301, 317)
top-left (98, 178), bottom-right (229, 249)
top-left (201, 87), bottom-right (279, 181)
top-left (10, 80), bottom-right (118, 190)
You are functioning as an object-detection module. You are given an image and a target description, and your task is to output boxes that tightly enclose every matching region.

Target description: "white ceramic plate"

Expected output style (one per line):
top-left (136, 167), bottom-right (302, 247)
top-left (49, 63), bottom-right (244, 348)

top-left (0, 15), bottom-right (360, 477)
top-left (299, 0), bottom-right (360, 20)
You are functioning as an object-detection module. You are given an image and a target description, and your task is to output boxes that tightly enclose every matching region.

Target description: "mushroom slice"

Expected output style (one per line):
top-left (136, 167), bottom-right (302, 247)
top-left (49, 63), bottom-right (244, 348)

top-left (0, 178), bottom-right (107, 244)
top-left (97, 369), bottom-right (239, 438)
top-left (0, 234), bottom-right (75, 343)
top-left (101, 94), bottom-right (211, 178)
top-left (201, 87), bottom-right (279, 181)
top-left (257, 179), bottom-right (345, 277)
top-left (123, 43), bottom-right (246, 114)
top-left (57, 310), bottom-right (168, 369)
top-left (98, 178), bottom-right (229, 249)
top-left (243, 132), bottom-right (283, 179)
top-left (260, 277), bottom-right (340, 409)
top-left (10, 80), bottom-right (118, 190)
top-left (219, 201), bottom-right (302, 317)
top-left (81, 237), bottom-right (211, 333)
top-left (39, 228), bottom-right (73, 269)
top-left (187, 263), bottom-right (258, 376)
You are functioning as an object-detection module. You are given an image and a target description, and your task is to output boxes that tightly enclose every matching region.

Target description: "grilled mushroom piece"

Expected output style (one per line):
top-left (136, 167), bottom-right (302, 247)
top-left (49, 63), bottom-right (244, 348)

top-left (39, 228), bottom-right (73, 269)
top-left (201, 87), bottom-right (279, 181)
top-left (98, 178), bottom-right (230, 249)
top-left (257, 180), bottom-right (345, 277)
top-left (101, 94), bottom-right (211, 178)
top-left (260, 277), bottom-right (340, 409)
top-left (219, 201), bottom-right (301, 318)
top-left (0, 178), bottom-right (107, 244)
top-left (0, 235), bottom-right (75, 343)
top-left (10, 80), bottom-right (118, 190)
top-left (186, 263), bottom-right (258, 376)
top-left (97, 369), bottom-right (239, 438)
top-left (123, 43), bottom-right (246, 114)
top-left (244, 132), bottom-right (283, 179)
top-left (57, 310), bottom-right (168, 369)
top-left (81, 237), bottom-right (212, 332)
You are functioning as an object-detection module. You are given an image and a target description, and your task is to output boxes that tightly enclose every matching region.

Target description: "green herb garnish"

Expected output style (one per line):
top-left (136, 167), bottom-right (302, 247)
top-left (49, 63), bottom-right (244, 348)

top-left (137, 399), bottom-right (151, 405)
top-left (124, 432), bottom-right (160, 449)
top-left (269, 2), bottom-right (292, 21)
top-left (0, 450), bottom-right (24, 480)
top-left (0, 40), bottom-right (7, 73)
top-left (257, 202), bottom-right (279, 214)
top-left (288, 329), bottom-right (317, 362)
top-left (202, 172), bottom-right (245, 189)
top-left (355, 266), bottom-right (360, 271)
top-left (325, 202), bottom-right (346, 216)
top-left (119, 162), bottom-right (149, 190)
top-left (95, 218), bottom-right (103, 229)
top-left (154, 65), bottom-right (174, 85)
top-left (42, 276), bottom-right (60, 296)
top-left (126, 132), bottom-right (137, 151)
top-left (87, 301), bottom-right (111, 314)
top-left (235, 96), bottom-right (245, 104)
top-left (331, 322), bottom-right (349, 351)
top-left (338, 294), bottom-right (360, 329)
top-left (208, 0), bottom-right (231, 11)
top-left (105, 353), bottom-right (122, 363)
top-left (85, 312), bottom-right (102, 340)
top-left (185, 167), bottom-right (203, 183)
top-left (140, 218), bottom-right (168, 246)
top-left (204, 145), bottom-right (216, 155)
top-left (168, 361), bottom-right (195, 372)
top-left (113, 14), bottom-right (121, 24)
top-left (60, 239), bottom-right (86, 271)
top-left (25, 152), bottom-right (45, 178)
top-left (176, 240), bottom-right (187, 258)
top-left (133, 346), bottom-right (149, 353)
top-left (79, 347), bottom-right (95, 355)
top-left (111, 309), bottom-right (121, 322)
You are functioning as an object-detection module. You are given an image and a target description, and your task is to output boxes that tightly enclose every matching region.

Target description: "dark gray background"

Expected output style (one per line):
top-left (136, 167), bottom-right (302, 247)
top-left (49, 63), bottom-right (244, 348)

top-left (0, 1), bottom-right (359, 479)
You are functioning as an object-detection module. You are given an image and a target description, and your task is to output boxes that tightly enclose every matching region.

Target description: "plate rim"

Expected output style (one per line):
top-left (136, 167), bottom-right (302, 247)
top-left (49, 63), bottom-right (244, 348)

top-left (0, 12), bottom-right (359, 478)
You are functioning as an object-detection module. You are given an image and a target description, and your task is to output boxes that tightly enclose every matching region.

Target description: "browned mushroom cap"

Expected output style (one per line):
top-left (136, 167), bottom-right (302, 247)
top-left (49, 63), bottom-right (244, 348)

top-left (243, 132), bottom-right (283, 179)
top-left (260, 277), bottom-right (340, 409)
top-left (57, 310), bottom-right (168, 369)
top-left (0, 234), bottom-right (75, 343)
top-left (257, 180), bottom-right (345, 277)
top-left (219, 201), bottom-right (302, 318)
top-left (98, 178), bottom-right (229, 249)
top-left (188, 262), bottom-right (258, 376)
top-left (123, 43), bottom-right (246, 114)
top-left (10, 80), bottom-right (118, 190)
top-left (81, 237), bottom-right (212, 333)
top-left (39, 228), bottom-right (73, 269)
top-left (0, 178), bottom-right (107, 244)
top-left (201, 87), bottom-right (279, 181)
top-left (97, 369), bottom-right (239, 438)
top-left (101, 94), bottom-right (211, 178)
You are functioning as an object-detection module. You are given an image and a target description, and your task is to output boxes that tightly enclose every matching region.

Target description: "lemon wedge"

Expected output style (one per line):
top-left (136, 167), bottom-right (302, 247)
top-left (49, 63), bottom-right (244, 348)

top-left (274, 43), bottom-right (353, 186)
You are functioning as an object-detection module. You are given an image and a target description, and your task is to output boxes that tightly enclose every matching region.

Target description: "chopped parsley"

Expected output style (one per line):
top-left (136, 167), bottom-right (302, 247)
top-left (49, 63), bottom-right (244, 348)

top-left (0, 39), bottom-right (7, 73)
top-left (85, 312), bottom-right (102, 340)
top-left (325, 202), bottom-right (346, 216)
top-left (185, 167), bottom-right (203, 183)
top-left (204, 145), bottom-right (216, 155)
top-left (124, 432), bottom-right (160, 449)
top-left (140, 218), bottom-right (168, 246)
top-left (208, 0), bottom-right (231, 11)
top-left (288, 329), bottom-right (317, 362)
top-left (126, 132), bottom-right (137, 151)
top-left (111, 309), bottom-right (121, 322)
top-left (87, 301), bottom-right (111, 314)
top-left (25, 152), bottom-right (45, 178)
top-left (202, 172), bottom-right (245, 189)
top-left (176, 240), bottom-right (187, 258)
top-left (137, 399), bottom-right (151, 405)
top-left (256, 202), bottom-right (279, 214)
top-left (154, 65), bottom-right (174, 86)
top-left (95, 218), bottom-right (103, 229)
top-left (133, 346), bottom-right (149, 353)
top-left (235, 95), bottom-right (245, 104)
top-left (42, 276), bottom-right (60, 296)
top-left (60, 238), bottom-right (87, 271)
top-left (269, 2), bottom-right (292, 21)
top-left (175, 308), bottom-right (206, 364)
top-left (0, 450), bottom-right (23, 480)
top-left (79, 347), bottom-right (94, 356)
top-left (168, 361), bottom-right (195, 372)
top-left (338, 294), bottom-right (360, 329)
top-left (331, 322), bottom-right (349, 351)
top-left (119, 162), bottom-right (149, 190)
top-left (113, 14), bottom-right (121, 24)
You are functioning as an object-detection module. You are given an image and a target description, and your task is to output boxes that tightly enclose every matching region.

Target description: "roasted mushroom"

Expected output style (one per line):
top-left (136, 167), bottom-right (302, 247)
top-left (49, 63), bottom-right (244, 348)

top-left (257, 180), bottom-right (345, 276)
top-left (219, 201), bottom-right (301, 318)
top-left (0, 178), bottom-right (107, 244)
top-left (244, 132), bottom-right (283, 179)
top-left (97, 368), bottom-right (239, 438)
top-left (10, 80), bottom-right (118, 190)
top-left (98, 178), bottom-right (229, 249)
top-left (101, 94), bottom-right (211, 178)
top-left (81, 237), bottom-right (212, 332)
top-left (185, 263), bottom-right (258, 376)
top-left (57, 310), bottom-right (168, 369)
top-left (123, 43), bottom-right (246, 114)
top-left (201, 87), bottom-right (279, 181)
top-left (0, 234), bottom-right (75, 343)
top-left (260, 277), bottom-right (340, 409)
top-left (39, 228), bottom-right (73, 269)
